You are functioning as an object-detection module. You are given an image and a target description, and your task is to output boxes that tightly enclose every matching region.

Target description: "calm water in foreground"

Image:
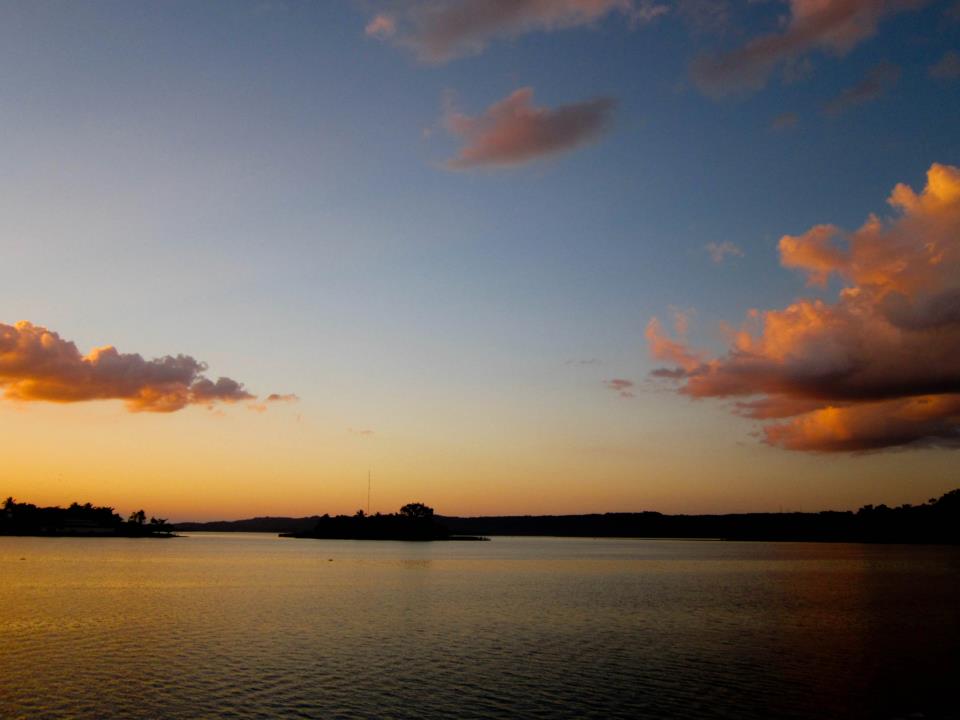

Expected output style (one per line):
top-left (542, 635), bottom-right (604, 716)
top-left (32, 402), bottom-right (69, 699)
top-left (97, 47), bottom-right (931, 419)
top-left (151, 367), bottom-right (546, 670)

top-left (1, 534), bottom-right (957, 720)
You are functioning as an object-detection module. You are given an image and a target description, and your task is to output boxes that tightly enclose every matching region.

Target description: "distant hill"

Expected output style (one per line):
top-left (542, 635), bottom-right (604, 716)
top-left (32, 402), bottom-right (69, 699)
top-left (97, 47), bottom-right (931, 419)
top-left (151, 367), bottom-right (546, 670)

top-left (173, 516), bottom-right (322, 533)
top-left (172, 489), bottom-right (960, 544)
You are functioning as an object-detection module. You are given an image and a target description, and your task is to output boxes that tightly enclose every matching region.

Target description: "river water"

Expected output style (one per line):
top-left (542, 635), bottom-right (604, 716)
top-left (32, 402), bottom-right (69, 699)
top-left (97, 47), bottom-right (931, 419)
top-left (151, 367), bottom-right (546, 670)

top-left (1, 533), bottom-right (957, 719)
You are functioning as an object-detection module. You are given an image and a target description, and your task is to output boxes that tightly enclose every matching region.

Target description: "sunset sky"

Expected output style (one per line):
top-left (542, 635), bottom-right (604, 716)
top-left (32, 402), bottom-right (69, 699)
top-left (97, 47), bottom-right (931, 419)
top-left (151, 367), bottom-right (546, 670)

top-left (2, 0), bottom-right (959, 520)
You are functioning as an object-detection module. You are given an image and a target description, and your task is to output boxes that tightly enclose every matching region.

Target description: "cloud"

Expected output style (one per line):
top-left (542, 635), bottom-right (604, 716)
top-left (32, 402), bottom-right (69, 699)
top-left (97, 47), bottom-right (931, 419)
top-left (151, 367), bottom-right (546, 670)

top-left (248, 393), bottom-right (299, 414)
top-left (692, 0), bottom-right (925, 97)
top-left (348, 427), bottom-right (375, 437)
top-left (266, 393), bottom-right (299, 402)
top-left (365, 13), bottom-right (397, 37)
top-left (705, 240), bottom-right (744, 263)
top-left (444, 87), bottom-right (615, 169)
top-left (0, 321), bottom-right (255, 412)
top-left (368, 0), bottom-right (666, 62)
top-left (605, 378), bottom-right (636, 398)
top-left (677, 0), bottom-right (731, 36)
top-left (822, 61), bottom-right (900, 116)
top-left (645, 316), bottom-right (703, 372)
top-left (770, 111), bottom-right (800, 131)
top-left (647, 163), bottom-right (960, 452)
top-left (930, 50), bottom-right (960, 80)
top-left (782, 56), bottom-right (815, 85)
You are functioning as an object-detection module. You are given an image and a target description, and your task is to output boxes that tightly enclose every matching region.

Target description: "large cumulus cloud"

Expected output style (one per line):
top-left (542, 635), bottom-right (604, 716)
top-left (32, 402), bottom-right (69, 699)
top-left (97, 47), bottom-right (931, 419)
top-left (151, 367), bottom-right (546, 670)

top-left (0, 321), bottom-right (255, 412)
top-left (648, 163), bottom-right (960, 452)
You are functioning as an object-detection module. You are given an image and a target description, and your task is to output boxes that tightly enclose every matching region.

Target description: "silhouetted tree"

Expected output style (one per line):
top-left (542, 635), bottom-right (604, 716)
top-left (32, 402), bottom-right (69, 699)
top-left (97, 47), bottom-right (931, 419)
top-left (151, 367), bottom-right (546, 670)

top-left (399, 503), bottom-right (434, 519)
top-left (128, 509), bottom-right (147, 525)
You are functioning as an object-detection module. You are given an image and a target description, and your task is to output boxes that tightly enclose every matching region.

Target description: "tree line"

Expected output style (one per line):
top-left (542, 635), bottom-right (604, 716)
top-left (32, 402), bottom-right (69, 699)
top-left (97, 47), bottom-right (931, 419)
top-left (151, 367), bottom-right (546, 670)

top-left (1, 498), bottom-right (173, 537)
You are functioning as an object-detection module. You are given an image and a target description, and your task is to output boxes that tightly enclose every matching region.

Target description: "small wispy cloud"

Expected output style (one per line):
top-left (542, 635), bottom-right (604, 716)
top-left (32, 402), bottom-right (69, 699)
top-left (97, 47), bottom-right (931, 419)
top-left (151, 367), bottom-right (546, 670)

top-left (366, 0), bottom-right (666, 63)
top-left (770, 112), bottom-right (800, 132)
top-left (566, 358), bottom-right (600, 366)
top-left (365, 13), bottom-right (396, 38)
top-left (930, 50), bottom-right (960, 80)
top-left (705, 240), bottom-right (744, 263)
top-left (823, 62), bottom-right (900, 117)
top-left (444, 87), bottom-right (616, 170)
top-left (676, 0), bottom-right (731, 36)
top-left (604, 378), bottom-right (636, 398)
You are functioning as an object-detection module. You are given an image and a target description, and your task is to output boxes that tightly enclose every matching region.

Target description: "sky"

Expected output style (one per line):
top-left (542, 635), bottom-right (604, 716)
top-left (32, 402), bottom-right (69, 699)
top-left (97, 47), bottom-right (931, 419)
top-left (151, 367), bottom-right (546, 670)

top-left (1, 0), bottom-right (959, 521)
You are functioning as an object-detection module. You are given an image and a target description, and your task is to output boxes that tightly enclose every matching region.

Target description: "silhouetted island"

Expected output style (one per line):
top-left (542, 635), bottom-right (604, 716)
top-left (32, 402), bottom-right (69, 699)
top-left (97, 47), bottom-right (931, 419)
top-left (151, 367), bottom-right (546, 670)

top-left (280, 502), bottom-right (488, 542)
top-left (176, 489), bottom-right (960, 544)
top-left (1, 498), bottom-right (175, 537)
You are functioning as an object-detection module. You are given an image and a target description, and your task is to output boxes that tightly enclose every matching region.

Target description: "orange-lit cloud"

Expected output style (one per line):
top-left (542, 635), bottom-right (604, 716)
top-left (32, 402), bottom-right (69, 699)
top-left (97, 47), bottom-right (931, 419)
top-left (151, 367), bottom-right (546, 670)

top-left (0, 321), bottom-right (254, 412)
top-left (648, 163), bottom-right (960, 452)
top-left (365, 14), bottom-right (396, 38)
top-left (445, 87), bottom-right (615, 169)
top-left (693, 0), bottom-right (925, 96)
top-left (645, 317), bottom-right (703, 373)
top-left (369, 0), bottom-right (666, 62)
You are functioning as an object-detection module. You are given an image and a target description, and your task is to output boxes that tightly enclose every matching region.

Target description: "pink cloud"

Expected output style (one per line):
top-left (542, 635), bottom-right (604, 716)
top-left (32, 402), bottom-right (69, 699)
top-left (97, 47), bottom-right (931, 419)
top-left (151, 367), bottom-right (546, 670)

top-left (0, 321), bottom-right (255, 413)
top-left (369, 0), bottom-right (666, 62)
top-left (605, 378), bottom-right (636, 398)
top-left (648, 163), bottom-right (960, 452)
top-left (692, 0), bottom-right (926, 96)
top-left (266, 393), bottom-right (299, 403)
top-left (365, 14), bottom-right (397, 38)
top-left (445, 87), bottom-right (615, 169)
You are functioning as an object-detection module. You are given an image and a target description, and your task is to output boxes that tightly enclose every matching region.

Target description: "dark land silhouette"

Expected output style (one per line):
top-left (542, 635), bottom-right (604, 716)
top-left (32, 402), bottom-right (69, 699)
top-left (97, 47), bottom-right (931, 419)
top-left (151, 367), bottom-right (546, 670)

top-left (280, 503), bottom-right (488, 541)
top-left (1, 497), bottom-right (175, 537)
top-left (174, 489), bottom-right (960, 544)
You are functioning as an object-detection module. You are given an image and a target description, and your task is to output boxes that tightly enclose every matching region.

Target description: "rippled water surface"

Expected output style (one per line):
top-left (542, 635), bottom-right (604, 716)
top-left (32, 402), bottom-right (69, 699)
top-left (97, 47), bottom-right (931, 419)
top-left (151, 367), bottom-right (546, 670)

top-left (1, 534), bottom-right (958, 719)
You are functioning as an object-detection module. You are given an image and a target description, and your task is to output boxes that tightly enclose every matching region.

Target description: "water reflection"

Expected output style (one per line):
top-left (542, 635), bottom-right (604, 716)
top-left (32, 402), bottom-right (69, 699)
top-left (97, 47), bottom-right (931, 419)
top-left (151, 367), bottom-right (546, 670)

top-left (1, 534), bottom-right (957, 719)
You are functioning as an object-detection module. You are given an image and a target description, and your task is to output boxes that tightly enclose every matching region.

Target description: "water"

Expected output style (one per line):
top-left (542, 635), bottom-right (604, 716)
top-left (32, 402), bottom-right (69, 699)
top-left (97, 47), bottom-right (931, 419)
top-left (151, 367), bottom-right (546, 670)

top-left (1, 534), bottom-right (957, 720)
